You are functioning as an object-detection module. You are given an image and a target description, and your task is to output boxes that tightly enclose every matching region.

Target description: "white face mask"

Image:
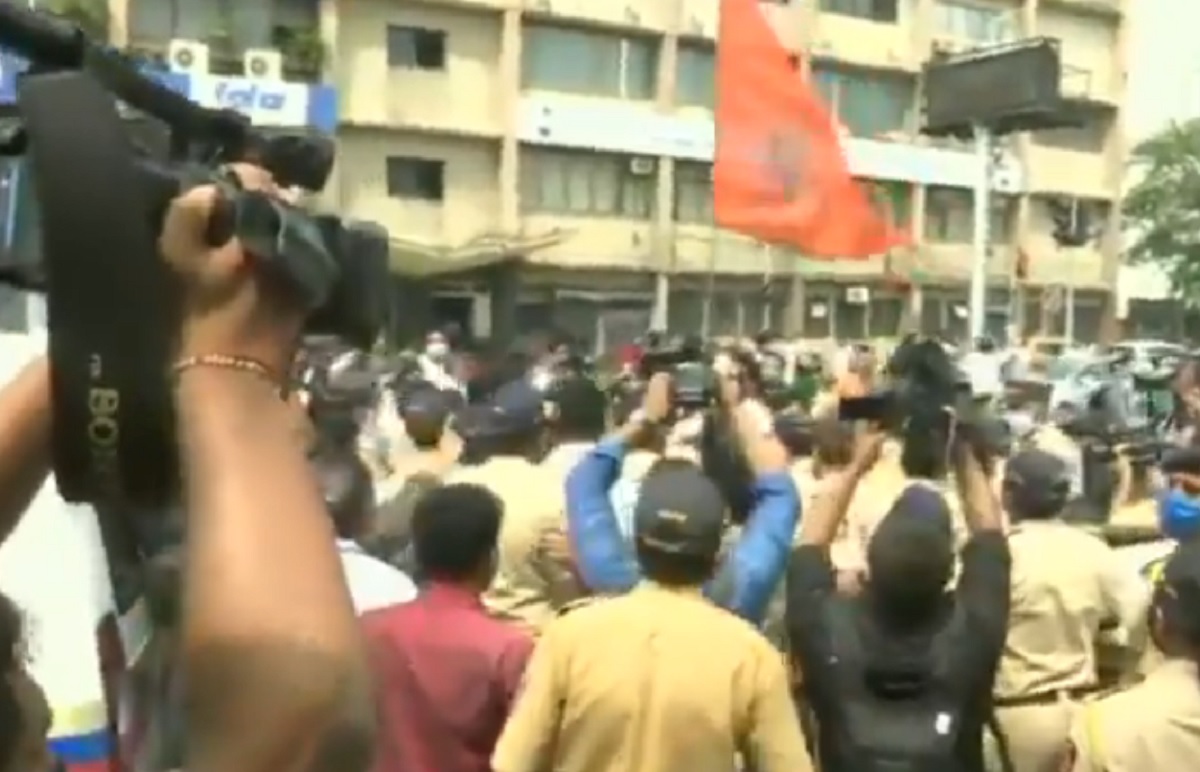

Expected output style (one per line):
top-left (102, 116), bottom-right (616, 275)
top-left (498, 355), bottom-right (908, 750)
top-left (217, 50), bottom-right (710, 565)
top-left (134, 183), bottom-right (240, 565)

top-left (426, 342), bottom-right (448, 359)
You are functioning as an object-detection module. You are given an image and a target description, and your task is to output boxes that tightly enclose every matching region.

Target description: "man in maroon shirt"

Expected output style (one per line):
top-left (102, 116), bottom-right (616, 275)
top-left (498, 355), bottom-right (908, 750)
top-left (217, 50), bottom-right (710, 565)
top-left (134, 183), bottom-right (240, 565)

top-left (362, 483), bottom-right (533, 772)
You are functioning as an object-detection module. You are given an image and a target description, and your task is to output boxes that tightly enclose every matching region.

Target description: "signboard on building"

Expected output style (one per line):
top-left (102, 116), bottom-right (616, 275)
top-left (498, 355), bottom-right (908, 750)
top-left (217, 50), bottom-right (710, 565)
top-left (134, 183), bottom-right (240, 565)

top-left (0, 53), bottom-right (338, 132)
top-left (517, 92), bottom-right (1025, 193)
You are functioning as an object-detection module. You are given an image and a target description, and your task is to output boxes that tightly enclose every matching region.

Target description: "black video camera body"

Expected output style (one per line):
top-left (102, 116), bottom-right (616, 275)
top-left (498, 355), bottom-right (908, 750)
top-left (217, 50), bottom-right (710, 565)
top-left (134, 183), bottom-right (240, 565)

top-left (0, 8), bottom-right (396, 505)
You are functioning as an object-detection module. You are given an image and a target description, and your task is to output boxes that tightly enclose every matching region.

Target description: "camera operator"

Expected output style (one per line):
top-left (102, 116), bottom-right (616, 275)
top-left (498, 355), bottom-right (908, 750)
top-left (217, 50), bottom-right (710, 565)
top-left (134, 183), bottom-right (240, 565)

top-left (564, 371), bottom-right (799, 624)
top-left (785, 425), bottom-right (1010, 772)
top-left (161, 165), bottom-right (373, 771)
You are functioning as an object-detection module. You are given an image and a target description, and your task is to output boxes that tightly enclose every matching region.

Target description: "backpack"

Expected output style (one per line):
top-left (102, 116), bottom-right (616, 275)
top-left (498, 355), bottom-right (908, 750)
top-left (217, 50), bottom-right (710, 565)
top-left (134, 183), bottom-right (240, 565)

top-left (818, 602), bottom-right (973, 772)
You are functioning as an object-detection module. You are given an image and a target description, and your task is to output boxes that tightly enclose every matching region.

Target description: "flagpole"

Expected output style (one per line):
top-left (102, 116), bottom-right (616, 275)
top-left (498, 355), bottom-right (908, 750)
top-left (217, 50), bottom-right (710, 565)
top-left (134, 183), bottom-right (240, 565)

top-left (761, 242), bottom-right (774, 330)
top-left (701, 228), bottom-right (718, 338)
top-left (968, 124), bottom-right (992, 345)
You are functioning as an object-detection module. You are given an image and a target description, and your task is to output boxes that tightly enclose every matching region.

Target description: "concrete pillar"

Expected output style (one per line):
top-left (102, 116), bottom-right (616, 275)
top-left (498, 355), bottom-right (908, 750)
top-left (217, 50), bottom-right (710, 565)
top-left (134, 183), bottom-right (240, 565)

top-left (650, 18), bottom-right (679, 330)
top-left (499, 9), bottom-right (522, 234)
top-left (107, 0), bottom-right (128, 46)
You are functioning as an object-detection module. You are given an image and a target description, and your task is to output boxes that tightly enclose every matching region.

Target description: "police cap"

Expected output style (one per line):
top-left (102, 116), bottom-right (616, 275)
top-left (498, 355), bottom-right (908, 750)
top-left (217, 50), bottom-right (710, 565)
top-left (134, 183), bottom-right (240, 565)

top-left (1004, 448), bottom-right (1071, 509)
top-left (634, 465), bottom-right (726, 558)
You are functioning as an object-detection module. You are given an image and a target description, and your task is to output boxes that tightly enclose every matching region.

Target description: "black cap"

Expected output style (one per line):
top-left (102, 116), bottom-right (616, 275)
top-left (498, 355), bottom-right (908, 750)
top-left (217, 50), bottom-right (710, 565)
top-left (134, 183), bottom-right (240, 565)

top-left (634, 466), bottom-right (726, 557)
top-left (867, 485), bottom-right (955, 600)
top-left (1158, 541), bottom-right (1200, 642)
top-left (1162, 446), bottom-right (1200, 476)
top-left (1004, 449), bottom-right (1070, 497)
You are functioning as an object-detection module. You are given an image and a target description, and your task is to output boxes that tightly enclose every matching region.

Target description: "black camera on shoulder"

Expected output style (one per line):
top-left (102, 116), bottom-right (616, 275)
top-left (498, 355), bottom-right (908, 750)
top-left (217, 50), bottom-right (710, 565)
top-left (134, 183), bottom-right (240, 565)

top-left (0, 7), bottom-right (392, 506)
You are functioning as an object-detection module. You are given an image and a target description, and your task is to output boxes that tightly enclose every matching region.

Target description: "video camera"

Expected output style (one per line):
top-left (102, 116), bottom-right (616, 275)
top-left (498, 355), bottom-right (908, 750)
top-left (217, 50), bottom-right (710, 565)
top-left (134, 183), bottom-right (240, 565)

top-left (840, 336), bottom-right (1008, 476)
top-left (638, 335), bottom-right (715, 409)
top-left (0, 7), bottom-right (393, 506)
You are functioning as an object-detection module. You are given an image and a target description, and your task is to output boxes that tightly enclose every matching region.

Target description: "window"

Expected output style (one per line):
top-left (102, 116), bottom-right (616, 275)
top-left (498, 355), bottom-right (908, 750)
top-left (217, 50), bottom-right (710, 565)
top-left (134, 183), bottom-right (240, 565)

top-left (820, 0), bottom-right (899, 23)
top-left (991, 194), bottom-right (1016, 244)
top-left (934, 1), bottom-right (1010, 44)
top-left (676, 42), bottom-right (716, 108)
top-left (523, 25), bottom-right (658, 100)
top-left (520, 149), bottom-right (656, 219)
top-left (924, 186), bottom-right (972, 242)
top-left (861, 179), bottom-right (913, 228)
top-left (387, 26), bottom-right (447, 70)
top-left (810, 64), bottom-right (913, 137)
top-left (674, 162), bottom-right (713, 223)
top-left (869, 296), bottom-right (904, 337)
top-left (1034, 119), bottom-right (1109, 153)
top-left (835, 297), bottom-right (868, 340)
top-left (386, 157), bottom-right (445, 201)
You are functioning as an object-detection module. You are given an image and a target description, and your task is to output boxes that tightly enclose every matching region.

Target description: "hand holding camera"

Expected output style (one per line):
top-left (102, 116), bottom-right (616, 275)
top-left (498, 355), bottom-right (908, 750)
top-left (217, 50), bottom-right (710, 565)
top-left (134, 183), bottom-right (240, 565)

top-left (161, 163), bottom-right (305, 379)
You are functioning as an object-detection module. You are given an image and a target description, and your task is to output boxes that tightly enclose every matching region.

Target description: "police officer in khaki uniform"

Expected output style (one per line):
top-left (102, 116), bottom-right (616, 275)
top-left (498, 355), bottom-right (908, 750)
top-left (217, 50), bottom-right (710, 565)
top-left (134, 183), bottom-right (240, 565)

top-left (1065, 539), bottom-right (1200, 771)
top-left (1108, 447), bottom-right (1162, 529)
top-left (988, 450), bottom-right (1149, 772)
top-left (445, 380), bottom-right (583, 635)
top-left (493, 461), bottom-right (813, 772)
top-left (846, 437), bottom-right (970, 556)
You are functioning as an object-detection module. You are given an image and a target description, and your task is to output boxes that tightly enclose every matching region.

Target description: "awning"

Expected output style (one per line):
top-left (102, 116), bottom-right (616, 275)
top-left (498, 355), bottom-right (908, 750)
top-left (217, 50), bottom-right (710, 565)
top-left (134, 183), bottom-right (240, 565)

top-left (389, 227), bottom-right (574, 277)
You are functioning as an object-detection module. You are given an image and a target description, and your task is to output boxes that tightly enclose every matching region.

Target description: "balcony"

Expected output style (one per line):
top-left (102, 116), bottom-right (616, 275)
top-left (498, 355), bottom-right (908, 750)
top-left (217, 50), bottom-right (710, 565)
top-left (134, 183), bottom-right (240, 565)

top-left (1039, 0), bottom-right (1123, 19)
top-left (337, 133), bottom-right (503, 272)
top-left (811, 12), bottom-right (918, 72)
top-left (1026, 145), bottom-right (1112, 199)
top-left (521, 0), bottom-right (673, 35)
top-left (522, 215), bottom-right (656, 270)
top-left (339, 4), bottom-right (505, 134)
top-left (679, 0), bottom-right (807, 49)
top-left (916, 242), bottom-right (1014, 283)
top-left (1059, 63), bottom-right (1119, 113)
top-left (673, 227), bottom-right (775, 274)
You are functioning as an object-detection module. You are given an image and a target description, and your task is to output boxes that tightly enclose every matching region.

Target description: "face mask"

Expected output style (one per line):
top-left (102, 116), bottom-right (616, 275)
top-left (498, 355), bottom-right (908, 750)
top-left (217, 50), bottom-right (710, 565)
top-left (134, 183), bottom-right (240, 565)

top-left (1158, 488), bottom-right (1200, 541)
top-left (426, 342), bottom-right (448, 359)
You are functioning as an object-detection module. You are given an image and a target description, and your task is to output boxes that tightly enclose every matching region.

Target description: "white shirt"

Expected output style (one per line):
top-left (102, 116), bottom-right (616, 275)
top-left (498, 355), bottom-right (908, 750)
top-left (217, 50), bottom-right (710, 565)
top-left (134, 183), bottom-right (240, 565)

top-left (337, 539), bottom-right (417, 614)
top-left (418, 353), bottom-right (463, 393)
top-left (961, 351), bottom-right (1004, 397)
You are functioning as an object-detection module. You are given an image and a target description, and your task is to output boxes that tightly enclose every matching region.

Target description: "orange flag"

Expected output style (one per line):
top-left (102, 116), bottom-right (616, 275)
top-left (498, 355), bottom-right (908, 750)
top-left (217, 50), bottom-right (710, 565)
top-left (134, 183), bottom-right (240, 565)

top-left (713, 0), bottom-right (909, 258)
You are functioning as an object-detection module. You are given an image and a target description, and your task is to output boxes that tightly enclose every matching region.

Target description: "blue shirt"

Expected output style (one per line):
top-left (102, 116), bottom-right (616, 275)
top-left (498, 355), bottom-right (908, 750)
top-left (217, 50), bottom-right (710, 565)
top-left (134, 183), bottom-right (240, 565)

top-left (565, 437), bottom-right (800, 624)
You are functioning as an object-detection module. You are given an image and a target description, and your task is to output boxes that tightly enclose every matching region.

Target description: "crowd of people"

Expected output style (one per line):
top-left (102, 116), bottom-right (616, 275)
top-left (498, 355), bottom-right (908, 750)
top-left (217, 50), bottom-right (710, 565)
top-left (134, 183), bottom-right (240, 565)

top-left (1, 165), bottom-right (1200, 772)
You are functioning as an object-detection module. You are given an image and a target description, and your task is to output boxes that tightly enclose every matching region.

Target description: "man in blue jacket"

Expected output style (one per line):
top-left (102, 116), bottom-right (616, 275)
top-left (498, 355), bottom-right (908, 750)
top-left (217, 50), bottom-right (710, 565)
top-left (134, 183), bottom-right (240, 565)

top-left (566, 372), bottom-right (799, 625)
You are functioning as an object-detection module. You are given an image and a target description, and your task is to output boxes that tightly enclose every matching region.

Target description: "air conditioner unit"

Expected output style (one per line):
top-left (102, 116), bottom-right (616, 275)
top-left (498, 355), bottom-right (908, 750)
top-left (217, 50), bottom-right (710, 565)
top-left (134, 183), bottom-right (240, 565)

top-left (629, 157), bottom-right (656, 175)
top-left (845, 286), bottom-right (870, 304)
top-left (167, 39), bottom-right (209, 74)
top-left (244, 48), bottom-right (284, 80)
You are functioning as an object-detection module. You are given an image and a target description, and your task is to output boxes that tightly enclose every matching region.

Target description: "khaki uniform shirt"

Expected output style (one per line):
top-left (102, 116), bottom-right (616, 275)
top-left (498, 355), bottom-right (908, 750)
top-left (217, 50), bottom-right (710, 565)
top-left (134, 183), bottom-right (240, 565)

top-left (995, 521), bottom-right (1150, 700)
top-left (492, 583), bottom-right (813, 772)
top-left (1109, 499), bottom-right (1159, 530)
top-left (1067, 659), bottom-right (1200, 771)
top-left (445, 456), bottom-right (581, 635)
top-left (846, 442), bottom-right (968, 553)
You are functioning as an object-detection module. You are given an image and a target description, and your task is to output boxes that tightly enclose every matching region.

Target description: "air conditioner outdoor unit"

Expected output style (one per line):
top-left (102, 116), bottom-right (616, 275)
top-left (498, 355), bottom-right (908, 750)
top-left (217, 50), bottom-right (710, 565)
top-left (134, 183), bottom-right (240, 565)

top-left (244, 48), bottom-right (284, 80)
top-left (845, 286), bottom-right (870, 304)
top-left (167, 39), bottom-right (209, 74)
top-left (629, 157), bottom-right (655, 175)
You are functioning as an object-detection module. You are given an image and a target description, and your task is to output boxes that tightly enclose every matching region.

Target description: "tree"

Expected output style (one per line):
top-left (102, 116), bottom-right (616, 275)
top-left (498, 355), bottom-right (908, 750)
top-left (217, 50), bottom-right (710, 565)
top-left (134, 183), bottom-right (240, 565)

top-left (1123, 118), bottom-right (1200, 304)
top-left (45, 0), bottom-right (110, 42)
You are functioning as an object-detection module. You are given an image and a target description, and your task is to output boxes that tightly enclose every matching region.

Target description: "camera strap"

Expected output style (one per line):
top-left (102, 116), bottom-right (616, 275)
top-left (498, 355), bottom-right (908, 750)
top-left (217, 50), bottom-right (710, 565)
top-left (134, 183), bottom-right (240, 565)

top-left (19, 70), bottom-right (179, 504)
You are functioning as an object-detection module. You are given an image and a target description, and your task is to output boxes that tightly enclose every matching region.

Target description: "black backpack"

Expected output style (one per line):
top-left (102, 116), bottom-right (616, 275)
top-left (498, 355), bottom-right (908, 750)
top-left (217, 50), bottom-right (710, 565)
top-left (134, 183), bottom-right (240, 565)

top-left (818, 602), bottom-right (974, 772)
